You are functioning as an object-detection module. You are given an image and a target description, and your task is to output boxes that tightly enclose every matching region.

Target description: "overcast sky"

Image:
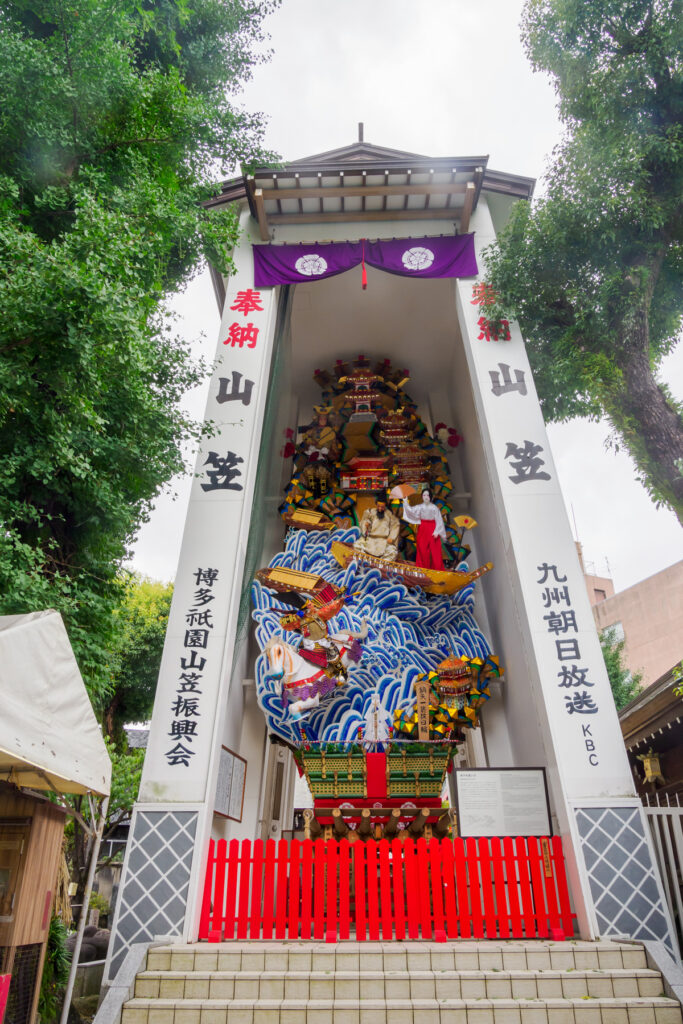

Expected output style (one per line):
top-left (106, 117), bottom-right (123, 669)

top-left (129, 0), bottom-right (682, 593)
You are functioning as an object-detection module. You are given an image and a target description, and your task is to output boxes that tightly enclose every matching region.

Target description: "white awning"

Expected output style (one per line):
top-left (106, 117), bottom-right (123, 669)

top-left (0, 610), bottom-right (111, 796)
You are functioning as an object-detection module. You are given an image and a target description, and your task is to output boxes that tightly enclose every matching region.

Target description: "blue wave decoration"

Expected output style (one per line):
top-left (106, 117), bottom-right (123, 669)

top-left (252, 529), bottom-right (492, 745)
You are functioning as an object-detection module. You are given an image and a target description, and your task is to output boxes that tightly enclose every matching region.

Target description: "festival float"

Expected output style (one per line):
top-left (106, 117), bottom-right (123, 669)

top-left (252, 357), bottom-right (502, 841)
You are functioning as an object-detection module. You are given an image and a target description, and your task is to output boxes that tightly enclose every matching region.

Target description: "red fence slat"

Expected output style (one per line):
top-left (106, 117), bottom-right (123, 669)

top-left (199, 839), bottom-right (215, 940)
top-left (275, 837), bottom-right (289, 939)
top-left (441, 838), bottom-right (458, 939)
top-left (553, 835), bottom-right (574, 938)
top-left (490, 837), bottom-right (510, 939)
top-left (515, 836), bottom-right (535, 937)
top-left (502, 836), bottom-right (523, 939)
top-left (250, 840), bottom-right (264, 940)
top-left (403, 840), bottom-right (420, 939)
top-left (262, 839), bottom-right (276, 939)
top-left (313, 838), bottom-right (326, 940)
top-left (541, 838), bottom-right (561, 936)
top-left (453, 838), bottom-right (471, 939)
top-left (379, 840), bottom-right (393, 940)
top-left (353, 840), bottom-right (367, 941)
top-left (429, 838), bottom-right (446, 941)
top-left (236, 839), bottom-right (251, 939)
top-left (288, 838), bottom-right (301, 940)
top-left (527, 836), bottom-right (549, 938)
top-left (466, 837), bottom-right (484, 938)
top-left (325, 841), bottom-right (338, 942)
top-left (478, 838), bottom-right (497, 938)
top-left (366, 841), bottom-right (380, 940)
top-left (224, 838), bottom-right (239, 940)
top-left (392, 838), bottom-right (406, 941)
top-left (339, 841), bottom-right (351, 940)
top-left (209, 838), bottom-right (227, 940)
top-left (300, 839), bottom-right (313, 940)
top-left (416, 838), bottom-right (432, 939)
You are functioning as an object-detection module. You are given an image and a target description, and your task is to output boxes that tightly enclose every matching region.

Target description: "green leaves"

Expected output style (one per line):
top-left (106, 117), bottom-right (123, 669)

top-left (600, 626), bottom-right (642, 710)
top-left (486, 0), bottom-right (683, 520)
top-left (0, 0), bottom-right (278, 698)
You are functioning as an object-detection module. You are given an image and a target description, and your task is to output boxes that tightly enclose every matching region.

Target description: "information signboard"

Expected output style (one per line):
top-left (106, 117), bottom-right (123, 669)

top-left (453, 768), bottom-right (551, 837)
top-left (215, 746), bottom-right (247, 822)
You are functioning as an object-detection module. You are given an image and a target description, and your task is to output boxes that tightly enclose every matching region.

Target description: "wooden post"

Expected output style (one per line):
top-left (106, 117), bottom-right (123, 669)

top-left (333, 808), bottom-right (349, 837)
top-left (384, 808), bottom-right (401, 838)
top-left (358, 808), bottom-right (373, 838)
top-left (408, 808), bottom-right (429, 836)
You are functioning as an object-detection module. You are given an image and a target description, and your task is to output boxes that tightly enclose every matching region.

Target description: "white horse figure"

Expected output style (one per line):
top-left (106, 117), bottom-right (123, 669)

top-left (264, 620), bottom-right (368, 719)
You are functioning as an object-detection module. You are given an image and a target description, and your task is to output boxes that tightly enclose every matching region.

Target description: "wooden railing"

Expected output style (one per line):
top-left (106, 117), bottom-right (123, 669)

top-left (199, 836), bottom-right (574, 942)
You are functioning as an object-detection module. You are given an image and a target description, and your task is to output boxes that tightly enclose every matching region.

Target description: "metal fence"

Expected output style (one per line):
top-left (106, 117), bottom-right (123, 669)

top-left (642, 793), bottom-right (683, 958)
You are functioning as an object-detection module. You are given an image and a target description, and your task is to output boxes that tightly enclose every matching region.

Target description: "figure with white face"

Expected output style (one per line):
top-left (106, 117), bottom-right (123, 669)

top-left (402, 487), bottom-right (446, 569)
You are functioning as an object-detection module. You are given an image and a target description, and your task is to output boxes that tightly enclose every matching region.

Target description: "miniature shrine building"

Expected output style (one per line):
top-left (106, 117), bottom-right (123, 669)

top-left (106, 139), bottom-right (677, 980)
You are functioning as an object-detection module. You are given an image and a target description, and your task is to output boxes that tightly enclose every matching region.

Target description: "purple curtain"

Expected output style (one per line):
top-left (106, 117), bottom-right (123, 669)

top-left (253, 233), bottom-right (478, 287)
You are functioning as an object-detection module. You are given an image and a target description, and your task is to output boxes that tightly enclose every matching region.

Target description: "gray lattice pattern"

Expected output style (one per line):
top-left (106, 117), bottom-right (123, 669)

top-left (575, 805), bottom-right (674, 954)
top-left (108, 809), bottom-right (198, 980)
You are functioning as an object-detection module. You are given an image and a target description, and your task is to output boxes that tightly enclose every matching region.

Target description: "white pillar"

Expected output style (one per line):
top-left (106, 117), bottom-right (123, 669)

top-left (106, 214), bottom-right (283, 980)
top-left (455, 195), bottom-right (676, 951)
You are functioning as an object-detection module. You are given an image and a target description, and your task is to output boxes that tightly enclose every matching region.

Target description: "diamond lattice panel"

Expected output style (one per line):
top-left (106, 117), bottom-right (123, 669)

top-left (108, 809), bottom-right (198, 980)
top-left (575, 805), bottom-right (674, 954)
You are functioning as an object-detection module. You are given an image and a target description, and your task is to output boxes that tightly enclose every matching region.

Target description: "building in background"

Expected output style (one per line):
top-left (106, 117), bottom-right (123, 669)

top-left (580, 549), bottom-right (683, 690)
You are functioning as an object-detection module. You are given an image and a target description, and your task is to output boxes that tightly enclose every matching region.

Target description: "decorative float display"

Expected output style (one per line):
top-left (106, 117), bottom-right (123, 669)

top-left (252, 357), bottom-right (503, 840)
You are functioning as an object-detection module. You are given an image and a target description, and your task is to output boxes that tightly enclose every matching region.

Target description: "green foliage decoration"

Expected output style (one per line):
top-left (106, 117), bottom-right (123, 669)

top-left (0, 0), bottom-right (279, 702)
top-left (484, 0), bottom-right (683, 521)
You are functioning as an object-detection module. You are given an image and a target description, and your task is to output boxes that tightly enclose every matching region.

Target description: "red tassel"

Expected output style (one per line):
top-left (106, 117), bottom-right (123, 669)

top-left (361, 238), bottom-right (367, 290)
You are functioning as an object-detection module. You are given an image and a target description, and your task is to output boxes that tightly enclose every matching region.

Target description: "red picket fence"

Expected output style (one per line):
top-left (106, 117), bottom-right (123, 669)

top-left (198, 836), bottom-right (574, 942)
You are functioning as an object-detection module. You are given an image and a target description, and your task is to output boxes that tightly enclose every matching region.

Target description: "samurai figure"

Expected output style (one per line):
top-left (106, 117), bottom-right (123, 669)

top-left (301, 405), bottom-right (340, 497)
top-left (402, 487), bottom-right (447, 569)
top-left (280, 598), bottom-right (348, 681)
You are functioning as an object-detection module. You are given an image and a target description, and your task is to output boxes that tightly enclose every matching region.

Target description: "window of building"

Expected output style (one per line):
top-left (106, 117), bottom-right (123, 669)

top-left (602, 621), bottom-right (625, 645)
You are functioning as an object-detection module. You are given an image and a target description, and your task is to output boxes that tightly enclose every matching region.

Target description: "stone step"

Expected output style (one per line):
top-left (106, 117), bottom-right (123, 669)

top-left (146, 943), bottom-right (648, 974)
top-left (121, 995), bottom-right (683, 1024)
top-left (134, 969), bottom-right (666, 1001)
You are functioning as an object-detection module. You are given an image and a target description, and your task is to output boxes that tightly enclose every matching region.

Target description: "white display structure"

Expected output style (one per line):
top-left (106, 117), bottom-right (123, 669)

top-left (106, 141), bottom-right (676, 980)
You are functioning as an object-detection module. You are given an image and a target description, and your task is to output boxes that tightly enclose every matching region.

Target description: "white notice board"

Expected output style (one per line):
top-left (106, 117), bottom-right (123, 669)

top-left (454, 768), bottom-right (551, 837)
top-left (215, 746), bottom-right (247, 822)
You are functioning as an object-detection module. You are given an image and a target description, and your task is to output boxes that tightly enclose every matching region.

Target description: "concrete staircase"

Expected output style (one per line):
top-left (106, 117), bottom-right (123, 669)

top-left (120, 941), bottom-right (682, 1024)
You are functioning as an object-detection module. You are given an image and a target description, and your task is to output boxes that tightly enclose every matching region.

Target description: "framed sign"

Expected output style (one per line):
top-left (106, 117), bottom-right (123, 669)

top-left (215, 746), bottom-right (247, 822)
top-left (453, 768), bottom-right (551, 838)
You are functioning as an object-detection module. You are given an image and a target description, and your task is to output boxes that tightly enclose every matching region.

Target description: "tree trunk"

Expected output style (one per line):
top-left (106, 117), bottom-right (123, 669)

top-left (609, 339), bottom-right (683, 525)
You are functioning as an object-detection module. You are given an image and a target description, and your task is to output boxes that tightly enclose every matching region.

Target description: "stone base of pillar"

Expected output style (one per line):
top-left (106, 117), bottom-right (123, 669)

top-left (573, 801), bottom-right (676, 955)
top-left (105, 805), bottom-right (200, 983)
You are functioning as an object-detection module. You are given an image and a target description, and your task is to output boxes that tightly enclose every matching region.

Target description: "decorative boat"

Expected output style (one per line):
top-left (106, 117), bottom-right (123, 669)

top-left (331, 541), bottom-right (493, 595)
top-left (282, 507), bottom-right (335, 531)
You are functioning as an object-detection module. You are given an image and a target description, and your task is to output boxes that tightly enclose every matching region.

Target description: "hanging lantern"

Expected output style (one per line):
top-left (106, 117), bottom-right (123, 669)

top-left (637, 748), bottom-right (665, 785)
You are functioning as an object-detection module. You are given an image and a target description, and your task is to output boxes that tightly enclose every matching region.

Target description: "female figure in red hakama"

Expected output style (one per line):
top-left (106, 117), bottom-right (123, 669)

top-left (402, 489), bottom-right (447, 569)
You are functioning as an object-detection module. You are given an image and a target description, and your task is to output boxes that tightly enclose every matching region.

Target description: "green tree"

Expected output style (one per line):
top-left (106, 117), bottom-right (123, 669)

top-left (484, 0), bottom-right (683, 521)
top-left (101, 574), bottom-right (173, 745)
top-left (0, 0), bottom-right (277, 702)
top-left (600, 625), bottom-right (642, 710)
top-left (68, 739), bottom-right (145, 903)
